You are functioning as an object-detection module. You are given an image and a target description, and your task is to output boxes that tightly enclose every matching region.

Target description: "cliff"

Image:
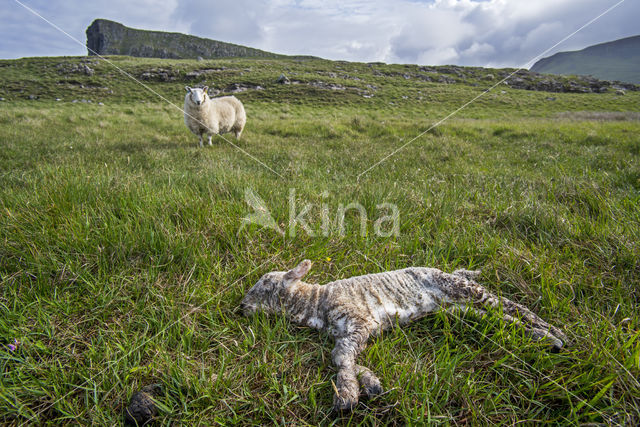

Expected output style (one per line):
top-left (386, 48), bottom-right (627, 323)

top-left (86, 19), bottom-right (283, 59)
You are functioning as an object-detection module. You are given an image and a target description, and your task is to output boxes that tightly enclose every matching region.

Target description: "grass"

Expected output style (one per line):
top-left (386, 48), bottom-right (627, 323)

top-left (0, 55), bottom-right (639, 425)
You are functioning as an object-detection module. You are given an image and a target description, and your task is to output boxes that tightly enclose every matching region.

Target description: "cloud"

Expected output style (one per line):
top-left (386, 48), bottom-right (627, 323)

top-left (171, 0), bottom-right (640, 67)
top-left (171, 0), bottom-right (398, 61)
top-left (384, 0), bottom-right (639, 67)
top-left (2, 0), bottom-right (639, 67)
top-left (172, 0), bottom-right (267, 46)
top-left (258, 3), bottom-right (395, 60)
top-left (388, 3), bottom-right (476, 64)
top-left (2, 0), bottom-right (184, 58)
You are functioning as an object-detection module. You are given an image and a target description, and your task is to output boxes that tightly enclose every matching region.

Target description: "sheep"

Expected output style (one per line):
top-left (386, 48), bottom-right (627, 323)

top-left (184, 86), bottom-right (246, 147)
top-left (241, 260), bottom-right (566, 412)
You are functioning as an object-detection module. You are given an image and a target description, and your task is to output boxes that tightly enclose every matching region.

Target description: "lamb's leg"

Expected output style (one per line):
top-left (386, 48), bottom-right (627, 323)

top-left (207, 134), bottom-right (213, 146)
top-left (198, 134), bottom-right (204, 148)
top-left (480, 291), bottom-right (566, 347)
top-left (331, 330), bottom-right (370, 412)
top-left (501, 312), bottom-right (565, 352)
top-left (449, 296), bottom-right (565, 352)
top-left (356, 365), bottom-right (382, 398)
top-left (331, 338), bottom-right (360, 412)
top-left (442, 271), bottom-right (567, 350)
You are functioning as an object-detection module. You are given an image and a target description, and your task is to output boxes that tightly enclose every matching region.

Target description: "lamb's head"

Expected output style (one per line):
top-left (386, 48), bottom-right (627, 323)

top-left (185, 86), bottom-right (209, 106)
top-left (241, 260), bottom-right (312, 316)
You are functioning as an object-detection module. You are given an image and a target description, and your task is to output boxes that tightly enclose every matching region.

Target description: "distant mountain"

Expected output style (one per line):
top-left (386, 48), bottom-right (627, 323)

top-left (86, 19), bottom-right (284, 60)
top-left (530, 35), bottom-right (640, 84)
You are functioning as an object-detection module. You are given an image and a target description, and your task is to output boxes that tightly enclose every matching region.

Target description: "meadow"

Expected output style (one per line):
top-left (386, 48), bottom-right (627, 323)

top-left (1, 56), bottom-right (639, 425)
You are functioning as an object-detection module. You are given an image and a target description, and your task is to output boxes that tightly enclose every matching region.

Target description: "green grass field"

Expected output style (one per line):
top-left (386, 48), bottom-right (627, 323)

top-left (1, 56), bottom-right (639, 425)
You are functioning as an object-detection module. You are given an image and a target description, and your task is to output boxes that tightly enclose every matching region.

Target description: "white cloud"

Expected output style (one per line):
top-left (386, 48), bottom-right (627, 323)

top-left (173, 0), bottom-right (268, 46)
top-left (462, 42), bottom-right (495, 57)
top-left (522, 21), bottom-right (565, 51)
top-left (417, 47), bottom-right (459, 65)
top-left (388, 3), bottom-right (476, 64)
top-left (1, 0), bottom-right (185, 58)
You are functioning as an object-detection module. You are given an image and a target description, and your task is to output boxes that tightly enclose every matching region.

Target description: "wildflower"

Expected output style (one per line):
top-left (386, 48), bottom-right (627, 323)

top-left (7, 339), bottom-right (19, 352)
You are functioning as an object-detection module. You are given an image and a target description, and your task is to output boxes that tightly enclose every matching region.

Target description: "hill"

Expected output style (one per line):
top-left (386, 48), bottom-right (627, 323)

top-left (86, 18), bottom-right (285, 59)
top-left (531, 35), bottom-right (640, 84)
top-left (1, 55), bottom-right (637, 105)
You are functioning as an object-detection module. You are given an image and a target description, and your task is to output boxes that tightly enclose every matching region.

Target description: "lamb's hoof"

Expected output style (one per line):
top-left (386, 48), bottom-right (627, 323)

top-left (549, 339), bottom-right (564, 353)
top-left (550, 326), bottom-right (568, 343)
top-left (530, 328), bottom-right (565, 353)
top-left (544, 332), bottom-right (565, 353)
top-left (363, 383), bottom-right (383, 399)
top-left (332, 396), bottom-right (358, 413)
top-left (124, 383), bottom-right (162, 425)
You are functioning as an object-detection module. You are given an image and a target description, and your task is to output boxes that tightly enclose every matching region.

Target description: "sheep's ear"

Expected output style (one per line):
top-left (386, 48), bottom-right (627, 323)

top-left (283, 260), bottom-right (312, 283)
top-left (203, 86), bottom-right (208, 93)
top-left (185, 86), bottom-right (192, 93)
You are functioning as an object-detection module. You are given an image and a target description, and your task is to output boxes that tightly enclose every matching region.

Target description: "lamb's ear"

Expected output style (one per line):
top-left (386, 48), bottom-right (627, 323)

top-left (203, 86), bottom-right (208, 93)
top-left (185, 86), bottom-right (192, 93)
top-left (283, 260), bottom-right (312, 283)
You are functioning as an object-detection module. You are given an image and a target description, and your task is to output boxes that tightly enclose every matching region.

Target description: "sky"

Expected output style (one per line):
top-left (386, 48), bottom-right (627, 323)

top-left (1, 0), bottom-right (638, 68)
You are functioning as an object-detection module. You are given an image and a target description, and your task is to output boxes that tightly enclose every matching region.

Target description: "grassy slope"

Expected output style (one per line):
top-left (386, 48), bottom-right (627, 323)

top-left (532, 51), bottom-right (640, 85)
top-left (531, 36), bottom-right (640, 84)
top-left (0, 56), bottom-right (639, 425)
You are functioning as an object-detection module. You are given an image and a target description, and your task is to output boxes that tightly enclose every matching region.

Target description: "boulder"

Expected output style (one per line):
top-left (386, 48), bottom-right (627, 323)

top-left (277, 73), bottom-right (290, 84)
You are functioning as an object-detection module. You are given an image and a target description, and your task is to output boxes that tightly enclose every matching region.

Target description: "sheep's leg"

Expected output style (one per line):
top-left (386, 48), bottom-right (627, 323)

top-left (207, 134), bottom-right (213, 146)
top-left (331, 328), bottom-right (370, 412)
top-left (198, 134), bottom-right (204, 148)
top-left (500, 311), bottom-right (565, 352)
top-left (441, 271), bottom-right (566, 350)
top-left (479, 290), bottom-right (566, 347)
top-left (356, 365), bottom-right (382, 398)
top-left (448, 300), bottom-right (565, 352)
top-left (332, 338), bottom-right (360, 412)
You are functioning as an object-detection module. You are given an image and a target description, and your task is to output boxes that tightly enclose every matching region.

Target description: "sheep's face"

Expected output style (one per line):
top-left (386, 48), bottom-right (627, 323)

top-left (240, 260), bottom-right (312, 316)
top-left (185, 86), bottom-right (209, 106)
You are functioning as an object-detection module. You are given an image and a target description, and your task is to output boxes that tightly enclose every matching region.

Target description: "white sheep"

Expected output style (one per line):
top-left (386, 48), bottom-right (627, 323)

top-left (183, 86), bottom-right (246, 147)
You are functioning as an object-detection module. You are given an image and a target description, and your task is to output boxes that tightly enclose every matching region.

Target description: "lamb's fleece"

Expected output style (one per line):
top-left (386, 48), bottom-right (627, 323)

top-left (184, 86), bottom-right (246, 147)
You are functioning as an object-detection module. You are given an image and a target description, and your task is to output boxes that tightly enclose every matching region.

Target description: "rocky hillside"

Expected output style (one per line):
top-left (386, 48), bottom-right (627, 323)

top-left (2, 55), bottom-right (638, 110)
top-left (372, 65), bottom-right (638, 94)
top-left (531, 35), bottom-right (640, 84)
top-left (86, 19), bottom-right (284, 60)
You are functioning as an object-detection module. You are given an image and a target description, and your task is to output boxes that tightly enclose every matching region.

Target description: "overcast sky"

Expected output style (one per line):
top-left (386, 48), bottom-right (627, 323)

top-left (1, 0), bottom-right (638, 67)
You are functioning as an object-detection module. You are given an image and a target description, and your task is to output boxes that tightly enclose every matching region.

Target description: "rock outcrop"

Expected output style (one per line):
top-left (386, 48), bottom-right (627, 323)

top-left (368, 64), bottom-right (639, 93)
top-left (86, 19), bottom-right (283, 59)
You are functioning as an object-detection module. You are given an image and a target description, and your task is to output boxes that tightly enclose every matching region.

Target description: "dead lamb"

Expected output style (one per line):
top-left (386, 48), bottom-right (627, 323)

top-left (241, 260), bottom-right (566, 412)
